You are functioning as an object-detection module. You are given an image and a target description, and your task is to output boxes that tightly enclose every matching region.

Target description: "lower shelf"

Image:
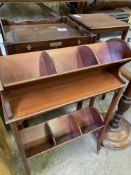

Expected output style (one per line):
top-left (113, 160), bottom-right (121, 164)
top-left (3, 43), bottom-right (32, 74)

top-left (20, 106), bottom-right (104, 159)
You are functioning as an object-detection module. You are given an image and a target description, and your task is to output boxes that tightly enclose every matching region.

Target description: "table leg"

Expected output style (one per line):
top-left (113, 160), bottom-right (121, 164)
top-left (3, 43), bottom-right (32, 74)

top-left (121, 30), bottom-right (128, 40)
top-left (103, 81), bottom-right (131, 149)
top-left (97, 34), bottom-right (101, 40)
top-left (77, 97), bottom-right (96, 110)
top-left (77, 101), bottom-right (83, 110)
top-left (89, 97), bottom-right (96, 107)
top-left (10, 123), bottom-right (31, 175)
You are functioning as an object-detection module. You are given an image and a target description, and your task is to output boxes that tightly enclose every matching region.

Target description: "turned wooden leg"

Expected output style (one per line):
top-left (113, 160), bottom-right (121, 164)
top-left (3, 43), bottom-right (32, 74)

top-left (97, 88), bottom-right (123, 152)
top-left (103, 81), bottom-right (131, 149)
top-left (10, 123), bottom-right (31, 175)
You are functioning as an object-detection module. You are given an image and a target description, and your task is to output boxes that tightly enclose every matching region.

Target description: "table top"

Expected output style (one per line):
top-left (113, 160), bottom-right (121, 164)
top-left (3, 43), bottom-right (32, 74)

top-left (4, 23), bottom-right (81, 43)
top-left (70, 13), bottom-right (129, 30)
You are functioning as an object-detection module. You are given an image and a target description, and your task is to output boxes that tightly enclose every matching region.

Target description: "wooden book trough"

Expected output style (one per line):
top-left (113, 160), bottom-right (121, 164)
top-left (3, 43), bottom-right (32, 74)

top-left (0, 17), bottom-right (96, 55)
top-left (0, 38), bottom-right (130, 85)
top-left (0, 38), bottom-right (131, 174)
top-left (20, 107), bottom-right (103, 158)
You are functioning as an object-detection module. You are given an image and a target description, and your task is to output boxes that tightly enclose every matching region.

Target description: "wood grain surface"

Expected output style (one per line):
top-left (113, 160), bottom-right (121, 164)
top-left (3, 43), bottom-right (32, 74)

top-left (0, 38), bottom-right (130, 85)
top-left (0, 17), bottom-right (96, 54)
top-left (5, 69), bottom-right (125, 120)
top-left (69, 13), bottom-right (129, 30)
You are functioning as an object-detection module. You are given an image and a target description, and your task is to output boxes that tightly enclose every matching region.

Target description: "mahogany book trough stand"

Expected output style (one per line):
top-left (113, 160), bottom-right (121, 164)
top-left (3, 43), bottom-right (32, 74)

top-left (0, 38), bottom-right (131, 175)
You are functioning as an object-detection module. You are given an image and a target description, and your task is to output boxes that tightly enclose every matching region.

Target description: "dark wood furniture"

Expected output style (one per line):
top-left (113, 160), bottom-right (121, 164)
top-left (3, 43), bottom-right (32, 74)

top-left (103, 61), bottom-right (131, 149)
top-left (69, 13), bottom-right (130, 40)
top-left (0, 17), bottom-right (96, 55)
top-left (0, 40), bottom-right (131, 175)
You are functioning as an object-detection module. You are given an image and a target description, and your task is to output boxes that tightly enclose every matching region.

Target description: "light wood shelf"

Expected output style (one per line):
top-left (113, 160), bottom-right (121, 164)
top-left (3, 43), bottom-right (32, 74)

top-left (5, 68), bottom-right (125, 123)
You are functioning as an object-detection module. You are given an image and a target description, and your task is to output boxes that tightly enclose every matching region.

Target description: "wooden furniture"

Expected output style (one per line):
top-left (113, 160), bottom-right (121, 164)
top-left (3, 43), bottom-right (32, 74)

top-left (0, 117), bottom-right (11, 158)
top-left (69, 13), bottom-right (130, 40)
top-left (0, 148), bottom-right (13, 175)
top-left (0, 17), bottom-right (96, 55)
top-left (0, 117), bottom-right (13, 175)
top-left (0, 40), bottom-right (131, 175)
top-left (103, 61), bottom-right (131, 149)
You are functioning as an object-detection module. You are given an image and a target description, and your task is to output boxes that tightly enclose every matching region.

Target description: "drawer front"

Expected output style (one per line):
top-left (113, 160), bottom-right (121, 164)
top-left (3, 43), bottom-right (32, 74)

top-left (4, 36), bottom-right (96, 55)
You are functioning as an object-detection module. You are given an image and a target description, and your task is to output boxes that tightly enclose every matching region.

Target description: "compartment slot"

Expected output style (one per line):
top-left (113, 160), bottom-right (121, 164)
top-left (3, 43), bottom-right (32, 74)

top-left (20, 122), bottom-right (56, 158)
top-left (49, 45), bottom-right (99, 75)
top-left (48, 114), bottom-right (82, 145)
top-left (77, 46), bottom-right (99, 66)
top-left (72, 107), bottom-right (104, 134)
top-left (88, 38), bottom-right (131, 64)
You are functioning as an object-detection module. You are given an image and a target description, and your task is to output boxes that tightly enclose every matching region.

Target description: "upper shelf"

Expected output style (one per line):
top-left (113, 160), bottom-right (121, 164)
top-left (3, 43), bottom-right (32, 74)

top-left (0, 38), bottom-right (131, 86)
